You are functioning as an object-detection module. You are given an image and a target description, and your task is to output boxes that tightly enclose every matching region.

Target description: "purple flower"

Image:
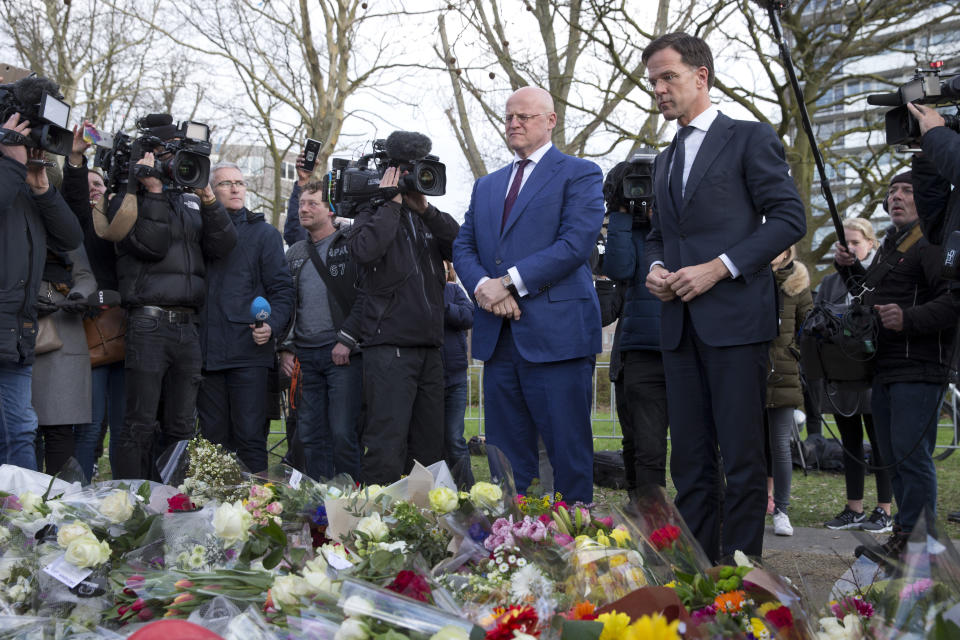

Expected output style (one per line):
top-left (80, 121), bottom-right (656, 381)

top-left (312, 505), bottom-right (328, 527)
top-left (468, 522), bottom-right (489, 543)
top-left (899, 578), bottom-right (934, 600)
top-left (691, 604), bottom-right (718, 622)
top-left (225, 548), bottom-right (237, 560)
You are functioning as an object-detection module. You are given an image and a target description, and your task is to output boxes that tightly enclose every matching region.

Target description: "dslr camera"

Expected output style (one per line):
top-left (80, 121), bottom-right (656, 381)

top-left (602, 148), bottom-right (656, 229)
top-left (325, 130), bottom-right (446, 218)
top-left (94, 114), bottom-right (212, 195)
top-left (867, 62), bottom-right (960, 147)
top-left (0, 75), bottom-right (73, 156)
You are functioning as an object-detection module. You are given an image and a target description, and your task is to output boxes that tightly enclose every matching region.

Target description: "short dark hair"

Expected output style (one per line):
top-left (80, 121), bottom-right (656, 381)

top-left (302, 180), bottom-right (331, 203)
top-left (642, 32), bottom-right (715, 89)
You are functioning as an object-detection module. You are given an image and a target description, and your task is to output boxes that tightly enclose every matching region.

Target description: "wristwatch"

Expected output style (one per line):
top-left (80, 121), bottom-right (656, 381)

top-left (501, 273), bottom-right (519, 298)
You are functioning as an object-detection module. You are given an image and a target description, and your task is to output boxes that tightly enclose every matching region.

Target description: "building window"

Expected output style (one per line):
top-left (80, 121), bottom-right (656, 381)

top-left (281, 161), bottom-right (297, 181)
top-left (236, 155), bottom-right (265, 176)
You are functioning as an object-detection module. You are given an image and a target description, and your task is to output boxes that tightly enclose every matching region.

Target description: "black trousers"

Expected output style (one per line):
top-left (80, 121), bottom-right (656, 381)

top-left (197, 367), bottom-right (270, 473)
top-left (616, 349), bottom-right (668, 492)
top-left (359, 345), bottom-right (444, 485)
top-left (113, 312), bottom-right (202, 480)
top-left (662, 311), bottom-right (769, 563)
top-left (835, 413), bottom-right (893, 504)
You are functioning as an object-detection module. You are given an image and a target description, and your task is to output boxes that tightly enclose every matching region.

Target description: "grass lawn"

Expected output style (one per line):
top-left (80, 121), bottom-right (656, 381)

top-left (93, 406), bottom-right (960, 535)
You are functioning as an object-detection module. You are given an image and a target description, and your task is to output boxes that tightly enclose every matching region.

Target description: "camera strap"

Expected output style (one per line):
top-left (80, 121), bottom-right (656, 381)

top-left (852, 223), bottom-right (923, 301)
top-left (306, 239), bottom-right (352, 317)
top-left (0, 128), bottom-right (28, 146)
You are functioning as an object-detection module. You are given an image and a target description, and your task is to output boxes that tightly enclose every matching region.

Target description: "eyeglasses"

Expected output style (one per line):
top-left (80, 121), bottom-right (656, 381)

top-left (215, 180), bottom-right (246, 189)
top-left (503, 113), bottom-right (548, 124)
top-left (644, 70), bottom-right (692, 90)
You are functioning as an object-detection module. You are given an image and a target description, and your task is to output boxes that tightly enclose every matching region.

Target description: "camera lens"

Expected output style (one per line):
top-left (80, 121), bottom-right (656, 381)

top-left (418, 167), bottom-right (436, 190)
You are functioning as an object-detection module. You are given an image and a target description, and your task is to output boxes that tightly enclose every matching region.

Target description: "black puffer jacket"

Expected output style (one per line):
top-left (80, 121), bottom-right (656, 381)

top-left (913, 125), bottom-right (960, 246)
top-left (347, 200), bottom-right (459, 347)
top-left (0, 156), bottom-right (83, 364)
top-left (112, 190), bottom-right (237, 309)
top-left (845, 220), bottom-right (958, 385)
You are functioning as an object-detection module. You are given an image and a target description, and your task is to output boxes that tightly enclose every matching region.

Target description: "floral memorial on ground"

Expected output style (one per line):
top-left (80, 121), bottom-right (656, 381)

top-left (0, 436), bottom-right (959, 639)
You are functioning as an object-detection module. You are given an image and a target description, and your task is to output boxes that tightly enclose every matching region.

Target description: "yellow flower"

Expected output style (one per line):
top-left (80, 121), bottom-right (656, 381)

top-left (664, 580), bottom-right (677, 589)
top-left (596, 531), bottom-right (611, 547)
top-left (609, 527), bottom-right (631, 546)
top-left (597, 611), bottom-right (631, 640)
top-left (428, 487), bottom-right (459, 514)
top-left (749, 617), bottom-right (771, 640)
top-left (757, 601), bottom-right (782, 616)
top-left (609, 553), bottom-right (627, 568)
top-left (622, 614), bottom-right (681, 640)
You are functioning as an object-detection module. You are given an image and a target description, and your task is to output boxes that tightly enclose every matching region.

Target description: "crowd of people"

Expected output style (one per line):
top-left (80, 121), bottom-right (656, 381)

top-left (1, 31), bottom-right (959, 566)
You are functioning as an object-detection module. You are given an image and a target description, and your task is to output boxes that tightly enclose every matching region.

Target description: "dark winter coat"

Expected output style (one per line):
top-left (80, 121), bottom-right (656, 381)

top-left (347, 200), bottom-right (459, 348)
top-left (442, 282), bottom-right (474, 387)
top-left (113, 189), bottom-right (237, 309)
top-left (602, 210), bottom-right (662, 353)
top-left (0, 155), bottom-right (83, 365)
top-left (766, 261), bottom-right (813, 409)
top-left (283, 182), bottom-right (308, 247)
top-left (912, 125), bottom-right (960, 246)
top-left (61, 160), bottom-right (118, 291)
top-left (200, 208), bottom-right (294, 370)
top-left (843, 220), bottom-right (958, 385)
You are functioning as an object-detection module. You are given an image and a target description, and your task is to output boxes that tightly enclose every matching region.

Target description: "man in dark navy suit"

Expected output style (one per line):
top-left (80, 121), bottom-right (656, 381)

top-left (453, 87), bottom-right (605, 503)
top-left (642, 33), bottom-right (806, 561)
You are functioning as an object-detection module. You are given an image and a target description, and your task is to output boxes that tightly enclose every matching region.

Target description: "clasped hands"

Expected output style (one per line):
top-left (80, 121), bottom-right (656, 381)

top-left (645, 258), bottom-right (729, 303)
top-left (475, 278), bottom-right (521, 320)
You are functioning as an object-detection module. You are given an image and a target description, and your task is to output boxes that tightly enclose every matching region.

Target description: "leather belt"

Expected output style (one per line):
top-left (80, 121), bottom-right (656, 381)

top-left (134, 305), bottom-right (197, 324)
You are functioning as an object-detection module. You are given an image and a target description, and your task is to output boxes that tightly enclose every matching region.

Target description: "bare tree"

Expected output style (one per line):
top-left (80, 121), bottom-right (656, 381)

top-left (0, 0), bottom-right (172, 132)
top-left (128, 0), bottom-right (428, 227)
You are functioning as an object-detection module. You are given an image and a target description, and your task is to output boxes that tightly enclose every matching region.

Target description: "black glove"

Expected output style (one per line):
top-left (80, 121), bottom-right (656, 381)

top-left (35, 296), bottom-right (59, 317)
top-left (60, 291), bottom-right (88, 314)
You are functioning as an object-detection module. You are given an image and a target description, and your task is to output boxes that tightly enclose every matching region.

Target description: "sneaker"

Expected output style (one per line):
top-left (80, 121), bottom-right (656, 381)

top-left (825, 506), bottom-right (866, 530)
top-left (855, 531), bottom-right (907, 567)
top-left (773, 508), bottom-right (794, 536)
top-left (860, 506), bottom-right (893, 533)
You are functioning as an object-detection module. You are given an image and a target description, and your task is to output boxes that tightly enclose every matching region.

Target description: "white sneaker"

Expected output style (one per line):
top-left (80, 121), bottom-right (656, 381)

top-left (773, 509), bottom-right (794, 536)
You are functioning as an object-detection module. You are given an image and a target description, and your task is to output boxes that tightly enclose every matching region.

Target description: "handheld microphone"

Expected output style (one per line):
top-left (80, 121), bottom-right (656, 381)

top-left (87, 290), bottom-right (121, 309)
top-left (251, 297), bottom-right (271, 328)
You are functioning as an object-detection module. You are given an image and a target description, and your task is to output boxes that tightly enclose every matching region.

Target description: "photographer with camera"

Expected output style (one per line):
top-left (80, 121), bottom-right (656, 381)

top-left (346, 131), bottom-right (459, 486)
top-left (834, 171), bottom-right (958, 563)
top-left (106, 117), bottom-right (237, 480)
top-left (0, 74), bottom-right (83, 470)
top-left (908, 102), bottom-right (960, 245)
top-left (600, 160), bottom-right (668, 500)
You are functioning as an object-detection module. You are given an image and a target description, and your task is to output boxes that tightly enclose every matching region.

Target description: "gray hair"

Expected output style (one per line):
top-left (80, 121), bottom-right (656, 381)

top-left (210, 161), bottom-right (242, 187)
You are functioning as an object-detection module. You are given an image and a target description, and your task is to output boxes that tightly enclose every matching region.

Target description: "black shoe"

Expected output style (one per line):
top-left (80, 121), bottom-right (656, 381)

top-left (825, 506), bottom-right (865, 530)
top-left (948, 510), bottom-right (960, 524)
top-left (860, 507), bottom-right (893, 533)
top-left (855, 532), bottom-right (907, 567)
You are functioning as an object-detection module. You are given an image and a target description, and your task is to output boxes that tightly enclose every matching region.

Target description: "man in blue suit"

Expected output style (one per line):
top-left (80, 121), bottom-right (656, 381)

top-left (642, 33), bottom-right (806, 561)
top-left (453, 86), bottom-right (605, 503)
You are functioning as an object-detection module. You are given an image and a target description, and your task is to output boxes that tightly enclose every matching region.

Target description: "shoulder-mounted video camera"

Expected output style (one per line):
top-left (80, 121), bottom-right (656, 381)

top-left (603, 149), bottom-right (656, 229)
top-left (94, 114), bottom-right (212, 195)
top-left (325, 130), bottom-right (446, 218)
top-left (0, 74), bottom-right (73, 156)
top-left (867, 62), bottom-right (960, 148)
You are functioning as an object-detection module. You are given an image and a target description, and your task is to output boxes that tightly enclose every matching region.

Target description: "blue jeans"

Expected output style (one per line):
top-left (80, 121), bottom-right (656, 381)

top-left (871, 380), bottom-right (943, 533)
top-left (74, 362), bottom-right (125, 481)
top-left (297, 346), bottom-right (362, 482)
top-left (0, 362), bottom-right (38, 470)
top-left (443, 380), bottom-right (474, 487)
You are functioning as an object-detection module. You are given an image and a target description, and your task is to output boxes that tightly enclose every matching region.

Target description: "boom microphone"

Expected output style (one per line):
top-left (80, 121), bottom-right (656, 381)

top-left (867, 92), bottom-right (903, 107)
top-left (384, 131), bottom-right (432, 162)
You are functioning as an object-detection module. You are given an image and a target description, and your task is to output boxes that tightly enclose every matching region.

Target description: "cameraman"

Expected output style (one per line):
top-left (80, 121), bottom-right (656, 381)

top-left (347, 164), bottom-right (459, 485)
top-left (907, 102), bottom-right (960, 244)
top-left (835, 171), bottom-right (958, 562)
top-left (0, 107), bottom-right (83, 469)
top-left (108, 126), bottom-right (237, 480)
top-left (600, 162), bottom-right (667, 499)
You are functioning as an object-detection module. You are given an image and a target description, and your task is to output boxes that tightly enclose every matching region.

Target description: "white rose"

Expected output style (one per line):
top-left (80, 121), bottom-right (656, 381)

top-left (334, 617), bottom-right (370, 640)
top-left (355, 512), bottom-right (389, 542)
top-left (302, 566), bottom-right (334, 594)
top-left (342, 595), bottom-right (375, 617)
top-left (270, 574), bottom-right (311, 610)
top-left (375, 540), bottom-right (408, 553)
top-left (0, 525), bottom-right (10, 545)
top-left (213, 501), bottom-right (254, 547)
top-left (19, 491), bottom-right (42, 515)
top-left (64, 533), bottom-right (111, 568)
top-left (99, 491), bottom-right (134, 523)
top-left (430, 625), bottom-right (470, 640)
top-left (57, 521), bottom-right (93, 548)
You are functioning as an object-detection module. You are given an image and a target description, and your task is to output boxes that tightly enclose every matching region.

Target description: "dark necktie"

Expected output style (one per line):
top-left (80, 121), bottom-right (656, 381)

top-left (501, 158), bottom-right (532, 232)
top-left (670, 126), bottom-right (694, 208)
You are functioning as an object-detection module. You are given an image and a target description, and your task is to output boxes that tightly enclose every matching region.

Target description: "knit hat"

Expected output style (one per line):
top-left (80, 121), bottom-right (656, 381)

top-left (883, 171), bottom-right (912, 212)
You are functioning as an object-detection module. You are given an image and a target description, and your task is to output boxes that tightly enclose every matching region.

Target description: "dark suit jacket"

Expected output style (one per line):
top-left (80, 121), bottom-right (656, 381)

top-left (644, 112), bottom-right (806, 350)
top-left (453, 145), bottom-right (605, 363)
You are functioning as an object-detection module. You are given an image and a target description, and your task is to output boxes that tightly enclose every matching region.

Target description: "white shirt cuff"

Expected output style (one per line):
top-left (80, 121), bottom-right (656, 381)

top-left (649, 260), bottom-right (665, 273)
top-left (719, 254), bottom-right (739, 279)
top-left (508, 266), bottom-right (528, 297)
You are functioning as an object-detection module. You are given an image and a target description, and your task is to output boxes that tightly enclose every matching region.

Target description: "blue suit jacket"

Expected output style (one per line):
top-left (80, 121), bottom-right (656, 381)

top-left (453, 145), bottom-right (605, 363)
top-left (644, 112), bottom-right (806, 350)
